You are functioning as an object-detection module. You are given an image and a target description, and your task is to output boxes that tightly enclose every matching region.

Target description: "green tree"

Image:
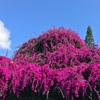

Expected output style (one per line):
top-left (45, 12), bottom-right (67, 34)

top-left (85, 26), bottom-right (95, 46)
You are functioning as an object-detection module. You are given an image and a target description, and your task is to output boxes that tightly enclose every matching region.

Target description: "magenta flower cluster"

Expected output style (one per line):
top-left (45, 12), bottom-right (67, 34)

top-left (0, 27), bottom-right (100, 100)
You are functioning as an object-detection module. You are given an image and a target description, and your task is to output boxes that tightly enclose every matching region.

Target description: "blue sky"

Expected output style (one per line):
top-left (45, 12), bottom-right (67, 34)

top-left (0, 0), bottom-right (100, 58)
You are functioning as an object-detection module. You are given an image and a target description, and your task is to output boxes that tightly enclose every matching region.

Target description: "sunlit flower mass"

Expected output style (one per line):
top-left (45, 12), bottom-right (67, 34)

top-left (0, 27), bottom-right (100, 100)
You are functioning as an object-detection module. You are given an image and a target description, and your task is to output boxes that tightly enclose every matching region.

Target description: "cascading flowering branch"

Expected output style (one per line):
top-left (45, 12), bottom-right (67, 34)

top-left (0, 27), bottom-right (100, 100)
top-left (1, 56), bottom-right (100, 100)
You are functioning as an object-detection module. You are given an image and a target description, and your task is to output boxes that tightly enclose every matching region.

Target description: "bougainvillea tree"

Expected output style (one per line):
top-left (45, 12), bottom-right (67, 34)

top-left (14, 27), bottom-right (100, 67)
top-left (0, 27), bottom-right (100, 100)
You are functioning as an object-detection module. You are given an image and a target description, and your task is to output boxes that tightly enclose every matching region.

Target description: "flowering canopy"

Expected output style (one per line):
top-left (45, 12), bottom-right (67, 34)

top-left (0, 27), bottom-right (100, 100)
top-left (14, 28), bottom-right (100, 68)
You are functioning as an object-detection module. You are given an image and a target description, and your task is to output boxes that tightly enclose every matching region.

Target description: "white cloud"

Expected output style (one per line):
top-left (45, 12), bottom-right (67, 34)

top-left (0, 20), bottom-right (11, 50)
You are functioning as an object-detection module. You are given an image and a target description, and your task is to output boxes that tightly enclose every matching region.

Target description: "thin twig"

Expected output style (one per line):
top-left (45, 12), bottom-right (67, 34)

top-left (58, 87), bottom-right (65, 98)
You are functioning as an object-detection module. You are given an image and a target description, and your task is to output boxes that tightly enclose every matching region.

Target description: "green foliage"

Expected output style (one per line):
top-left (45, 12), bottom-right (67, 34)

top-left (85, 26), bottom-right (95, 46)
